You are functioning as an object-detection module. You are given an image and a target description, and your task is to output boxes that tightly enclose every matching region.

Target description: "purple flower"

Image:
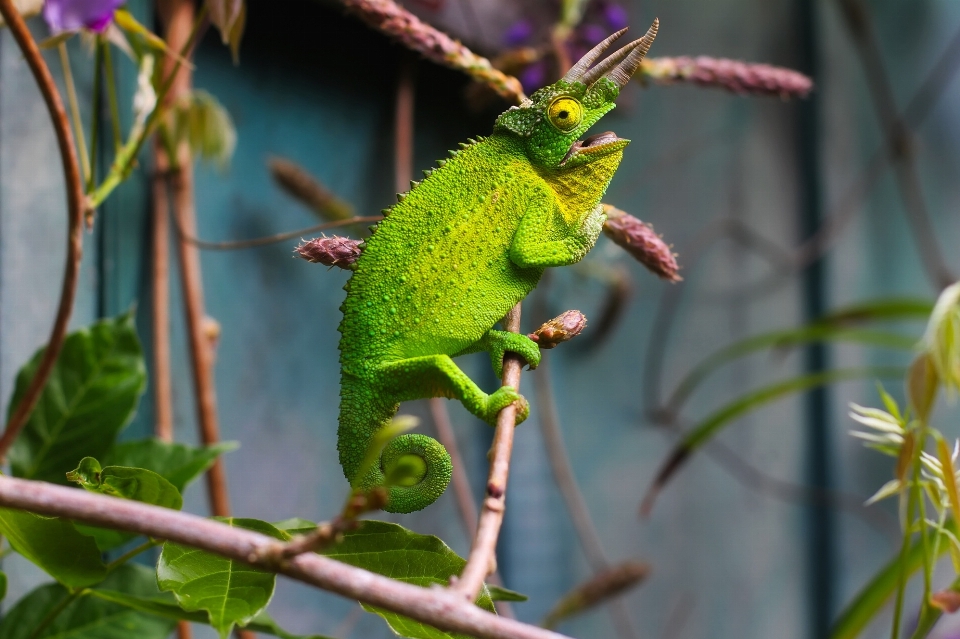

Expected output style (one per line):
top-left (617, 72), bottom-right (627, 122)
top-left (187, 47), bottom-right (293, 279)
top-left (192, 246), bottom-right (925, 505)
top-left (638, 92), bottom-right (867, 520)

top-left (579, 23), bottom-right (607, 46)
top-left (602, 3), bottom-right (629, 31)
top-left (519, 59), bottom-right (548, 92)
top-left (43, 0), bottom-right (124, 33)
top-left (503, 18), bottom-right (534, 46)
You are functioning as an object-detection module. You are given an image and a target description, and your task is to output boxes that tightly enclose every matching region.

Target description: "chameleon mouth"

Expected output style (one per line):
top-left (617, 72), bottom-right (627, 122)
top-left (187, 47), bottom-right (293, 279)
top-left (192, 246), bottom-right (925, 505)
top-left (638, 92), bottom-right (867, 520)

top-left (560, 130), bottom-right (627, 165)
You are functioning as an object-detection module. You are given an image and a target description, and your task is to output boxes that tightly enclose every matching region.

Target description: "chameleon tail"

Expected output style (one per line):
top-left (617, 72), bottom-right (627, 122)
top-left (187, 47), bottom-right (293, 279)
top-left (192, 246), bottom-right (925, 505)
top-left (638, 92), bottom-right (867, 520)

top-left (337, 388), bottom-right (452, 514)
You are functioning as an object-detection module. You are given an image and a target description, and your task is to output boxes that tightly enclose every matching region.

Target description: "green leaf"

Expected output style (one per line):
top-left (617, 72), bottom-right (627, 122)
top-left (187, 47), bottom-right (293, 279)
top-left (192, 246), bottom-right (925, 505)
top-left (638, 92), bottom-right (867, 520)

top-left (832, 520), bottom-right (958, 639)
top-left (271, 517), bottom-right (317, 535)
top-left (65, 457), bottom-right (183, 551)
top-left (821, 297), bottom-right (934, 324)
top-left (667, 325), bottom-right (915, 411)
top-left (8, 312), bottom-right (146, 484)
top-left (157, 518), bottom-right (286, 638)
top-left (0, 565), bottom-right (176, 639)
top-left (644, 367), bottom-right (905, 513)
top-left (90, 589), bottom-right (334, 639)
top-left (488, 585), bottom-right (528, 602)
top-left (0, 507), bottom-right (105, 588)
top-left (0, 571), bottom-right (6, 602)
top-left (322, 520), bottom-right (496, 639)
top-left (67, 457), bottom-right (182, 510)
top-left (103, 438), bottom-right (237, 492)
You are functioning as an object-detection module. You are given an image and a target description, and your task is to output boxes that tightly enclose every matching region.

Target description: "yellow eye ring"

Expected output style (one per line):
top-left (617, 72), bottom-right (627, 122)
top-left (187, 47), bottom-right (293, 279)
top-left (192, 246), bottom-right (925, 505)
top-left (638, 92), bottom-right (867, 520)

top-left (547, 97), bottom-right (583, 132)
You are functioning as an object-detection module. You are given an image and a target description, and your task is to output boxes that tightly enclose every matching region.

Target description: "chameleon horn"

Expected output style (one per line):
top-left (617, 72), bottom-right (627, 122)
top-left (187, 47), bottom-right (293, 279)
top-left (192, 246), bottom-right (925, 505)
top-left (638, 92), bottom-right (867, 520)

top-left (561, 27), bottom-right (629, 83)
top-left (579, 36), bottom-right (646, 87)
top-left (604, 18), bottom-right (659, 88)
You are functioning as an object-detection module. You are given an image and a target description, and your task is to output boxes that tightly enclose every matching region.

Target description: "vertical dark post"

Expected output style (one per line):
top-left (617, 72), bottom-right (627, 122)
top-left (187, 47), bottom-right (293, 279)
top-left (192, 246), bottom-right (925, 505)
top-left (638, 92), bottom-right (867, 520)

top-left (797, 1), bottom-right (833, 637)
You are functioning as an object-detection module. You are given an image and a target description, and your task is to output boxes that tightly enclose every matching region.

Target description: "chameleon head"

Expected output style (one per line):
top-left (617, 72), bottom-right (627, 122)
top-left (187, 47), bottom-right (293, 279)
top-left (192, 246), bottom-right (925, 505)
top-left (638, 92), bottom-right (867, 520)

top-left (494, 19), bottom-right (659, 171)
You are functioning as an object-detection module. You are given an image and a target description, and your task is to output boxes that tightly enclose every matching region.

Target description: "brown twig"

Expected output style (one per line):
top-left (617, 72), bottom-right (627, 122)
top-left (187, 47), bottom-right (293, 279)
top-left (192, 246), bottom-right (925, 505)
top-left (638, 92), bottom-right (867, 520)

top-left (639, 56), bottom-right (812, 98)
top-left (0, 476), bottom-right (570, 639)
top-left (159, 0), bottom-right (233, 523)
top-left (157, 1), bottom-right (238, 635)
top-left (342, 0), bottom-right (526, 103)
top-left (0, 0), bottom-right (85, 461)
top-left (152, 158), bottom-right (175, 442)
top-left (836, 0), bottom-right (955, 290)
top-left (454, 304), bottom-right (524, 601)
top-left (174, 215), bottom-right (384, 250)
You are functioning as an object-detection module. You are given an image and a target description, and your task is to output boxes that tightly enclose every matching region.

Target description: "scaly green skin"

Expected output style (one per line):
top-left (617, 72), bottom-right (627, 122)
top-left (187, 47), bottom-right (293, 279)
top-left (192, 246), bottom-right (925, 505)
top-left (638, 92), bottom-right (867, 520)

top-left (338, 75), bottom-right (631, 513)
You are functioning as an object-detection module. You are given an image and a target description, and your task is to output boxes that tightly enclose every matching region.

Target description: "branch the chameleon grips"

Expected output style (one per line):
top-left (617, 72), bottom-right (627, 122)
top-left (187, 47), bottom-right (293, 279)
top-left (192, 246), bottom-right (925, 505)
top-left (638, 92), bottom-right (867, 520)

top-left (602, 204), bottom-right (681, 281)
top-left (529, 310), bottom-right (588, 349)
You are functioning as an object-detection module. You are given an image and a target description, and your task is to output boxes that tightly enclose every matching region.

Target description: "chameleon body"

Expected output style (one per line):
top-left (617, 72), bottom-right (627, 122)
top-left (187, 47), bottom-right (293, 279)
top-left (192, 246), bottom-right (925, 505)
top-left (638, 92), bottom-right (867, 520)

top-left (337, 23), bottom-right (659, 513)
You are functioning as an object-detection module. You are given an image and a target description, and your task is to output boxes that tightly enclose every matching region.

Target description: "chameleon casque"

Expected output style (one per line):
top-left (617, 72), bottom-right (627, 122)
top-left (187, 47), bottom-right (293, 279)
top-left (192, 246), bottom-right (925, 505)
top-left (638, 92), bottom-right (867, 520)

top-left (337, 21), bottom-right (659, 513)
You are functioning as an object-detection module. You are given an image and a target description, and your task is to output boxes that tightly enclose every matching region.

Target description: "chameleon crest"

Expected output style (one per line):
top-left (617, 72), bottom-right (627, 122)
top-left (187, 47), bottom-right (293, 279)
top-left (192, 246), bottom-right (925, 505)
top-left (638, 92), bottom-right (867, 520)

top-left (336, 21), bottom-right (659, 513)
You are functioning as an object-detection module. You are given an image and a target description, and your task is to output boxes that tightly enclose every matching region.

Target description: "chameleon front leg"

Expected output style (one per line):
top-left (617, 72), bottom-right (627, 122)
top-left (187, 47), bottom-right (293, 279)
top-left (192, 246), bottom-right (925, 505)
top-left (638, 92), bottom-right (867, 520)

top-left (378, 354), bottom-right (530, 424)
top-left (510, 199), bottom-right (607, 269)
top-left (454, 329), bottom-right (542, 377)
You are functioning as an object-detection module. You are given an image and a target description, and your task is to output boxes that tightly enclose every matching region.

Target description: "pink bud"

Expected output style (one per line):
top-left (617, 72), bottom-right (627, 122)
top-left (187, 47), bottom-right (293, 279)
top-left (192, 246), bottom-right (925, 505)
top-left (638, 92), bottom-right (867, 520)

top-left (529, 310), bottom-right (588, 349)
top-left (602, 205), bottom-right (681, 282)
top-left (295, 236), bottom-right (362, 269)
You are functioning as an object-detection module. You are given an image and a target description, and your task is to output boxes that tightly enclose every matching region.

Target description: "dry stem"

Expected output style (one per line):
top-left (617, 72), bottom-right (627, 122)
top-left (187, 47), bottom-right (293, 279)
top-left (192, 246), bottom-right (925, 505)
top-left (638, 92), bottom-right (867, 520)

top-left (0, 0), bottom-right (85, 460)
top-left (454, 305), bottom-right (524, 601)
top-left (0, 476), bottom-right (569, 639)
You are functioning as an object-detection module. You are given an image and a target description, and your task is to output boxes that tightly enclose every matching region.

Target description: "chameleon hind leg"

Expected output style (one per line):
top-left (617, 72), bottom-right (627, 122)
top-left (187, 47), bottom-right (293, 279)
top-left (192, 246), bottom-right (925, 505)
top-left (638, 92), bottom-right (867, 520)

top-left (378, 354), bottom-right (529, 424)
top-left (454, 329), bottom-right (542, 379)
top-left (343, 354), bottom-right (529, 513)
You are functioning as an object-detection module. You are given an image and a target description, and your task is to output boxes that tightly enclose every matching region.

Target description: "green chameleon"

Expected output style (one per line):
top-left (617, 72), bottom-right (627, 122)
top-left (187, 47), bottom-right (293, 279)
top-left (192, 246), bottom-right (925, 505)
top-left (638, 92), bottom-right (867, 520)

top-left (337, 21), bottom-right (659, 513)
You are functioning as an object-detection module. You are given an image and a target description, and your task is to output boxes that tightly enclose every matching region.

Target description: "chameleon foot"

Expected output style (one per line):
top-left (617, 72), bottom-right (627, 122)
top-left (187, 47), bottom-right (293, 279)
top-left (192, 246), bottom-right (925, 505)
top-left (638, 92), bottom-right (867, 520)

top-left (479, 386), bottom-right (530, 425)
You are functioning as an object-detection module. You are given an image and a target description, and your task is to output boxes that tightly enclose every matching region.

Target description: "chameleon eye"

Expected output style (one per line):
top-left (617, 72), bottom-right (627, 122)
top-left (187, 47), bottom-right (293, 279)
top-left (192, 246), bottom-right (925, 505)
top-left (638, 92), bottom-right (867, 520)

top-left (547, 97), bottom-right (583, 132)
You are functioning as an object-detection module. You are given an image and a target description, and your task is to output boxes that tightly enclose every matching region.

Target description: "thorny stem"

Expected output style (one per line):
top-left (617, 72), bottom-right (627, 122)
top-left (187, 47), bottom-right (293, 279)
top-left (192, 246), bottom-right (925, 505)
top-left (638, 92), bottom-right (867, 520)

top-left (0, 0), bottom-right (85, 462)
top-left (0, 476), bottom-right (571, 639)
top-left (58, 42), bottom-right (91, 185)
top-left (454, 304), bottom-right (524, 601)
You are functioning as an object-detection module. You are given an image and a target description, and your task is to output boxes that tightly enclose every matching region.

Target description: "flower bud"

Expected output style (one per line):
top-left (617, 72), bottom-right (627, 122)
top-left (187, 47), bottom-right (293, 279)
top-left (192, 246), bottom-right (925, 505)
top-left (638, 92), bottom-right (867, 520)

top-left (295, 236), bottom-right (362, 269)
top-left (602, 205), bottom-right (681, 282)
top-left (529, 310), bottom-right (587, 349)
top-left (270, 157), bottom-right (354, 221)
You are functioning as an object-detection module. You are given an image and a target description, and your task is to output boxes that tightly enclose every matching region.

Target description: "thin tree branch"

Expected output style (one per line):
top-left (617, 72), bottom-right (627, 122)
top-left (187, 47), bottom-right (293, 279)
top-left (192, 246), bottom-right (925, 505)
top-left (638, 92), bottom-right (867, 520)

top-left (173, 215), bottom-right (384, 250)
top-left (159, 0), bottom-right (234, 523)
top-left (454, 304), bottom-right (524, 601)
top-left (152, 160), bottom-right (175, 442)
top-left (0, 0), bottom-right (85, 461)
top-left (836, 0), bottom-right (955, 290)
top-left (0, 476), bottom-right (570, 639)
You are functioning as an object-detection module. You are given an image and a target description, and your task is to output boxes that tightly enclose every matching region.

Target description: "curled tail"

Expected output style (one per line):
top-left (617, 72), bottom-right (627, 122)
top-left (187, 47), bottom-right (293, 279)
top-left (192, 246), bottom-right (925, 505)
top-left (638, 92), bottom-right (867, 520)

top-left (337, 383), bottom-right (452, 513)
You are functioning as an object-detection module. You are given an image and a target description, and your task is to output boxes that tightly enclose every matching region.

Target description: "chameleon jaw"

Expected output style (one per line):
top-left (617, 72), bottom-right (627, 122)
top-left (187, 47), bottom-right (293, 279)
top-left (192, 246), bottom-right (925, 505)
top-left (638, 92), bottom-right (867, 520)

top-left (560, 130), bottom-right (628, 166)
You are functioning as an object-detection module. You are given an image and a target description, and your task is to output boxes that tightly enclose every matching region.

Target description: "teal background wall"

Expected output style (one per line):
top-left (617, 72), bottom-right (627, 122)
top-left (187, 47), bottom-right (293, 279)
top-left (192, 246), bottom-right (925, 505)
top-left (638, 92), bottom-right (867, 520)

top-left (2, 0), bottom-right (960, 637)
